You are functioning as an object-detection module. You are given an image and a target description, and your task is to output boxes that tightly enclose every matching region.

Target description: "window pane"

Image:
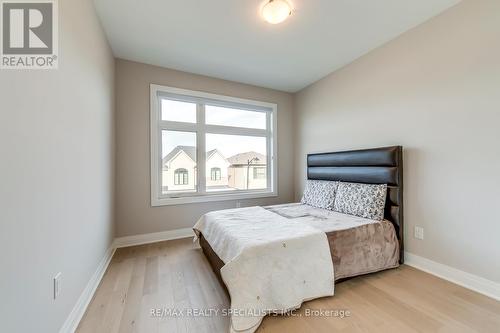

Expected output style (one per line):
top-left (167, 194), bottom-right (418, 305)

top-left (210, 167), bottom-right (221, 181)
top-left (205, 105), bottom-right (267, 129)
top-left (206, 133), bottom-right (267, 192)
top-left (162, 130), bottom-right (197, 194)
top-left (161, 98), bottom-right (197, 123)
top-left (253, 167), bottom-right (266, 179)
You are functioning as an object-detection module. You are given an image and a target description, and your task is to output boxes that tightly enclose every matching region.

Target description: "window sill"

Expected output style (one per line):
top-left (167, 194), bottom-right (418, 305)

top-left (151, 190), bottom-right (278, 207)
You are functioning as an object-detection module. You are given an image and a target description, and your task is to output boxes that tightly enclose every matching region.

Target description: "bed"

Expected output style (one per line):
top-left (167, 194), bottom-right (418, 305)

top-left (195, 146), bottom-right (403, 332)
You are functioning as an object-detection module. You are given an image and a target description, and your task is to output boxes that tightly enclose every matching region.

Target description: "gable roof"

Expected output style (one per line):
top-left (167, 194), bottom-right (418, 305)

top-left (227, 151), bottom-right (266, 166)
top-left (163, 146), bottom-right (221, 165)
top-left (206, 148), bottom-right (218, 160)
top-left (163, 145), bottom-right (196, 164)
top-left (163, 146), bottom-right (266, 166)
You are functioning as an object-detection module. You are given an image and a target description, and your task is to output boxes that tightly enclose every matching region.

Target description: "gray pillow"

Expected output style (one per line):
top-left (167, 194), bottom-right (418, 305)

top-left (301, 180), bottom-right (338, 210)
top-left (333, 182), bottom-right (387, 220)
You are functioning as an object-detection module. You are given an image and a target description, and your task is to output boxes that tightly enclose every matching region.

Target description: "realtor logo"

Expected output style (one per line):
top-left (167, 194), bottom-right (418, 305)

top-left (1, 0), bottom-right (58, 69)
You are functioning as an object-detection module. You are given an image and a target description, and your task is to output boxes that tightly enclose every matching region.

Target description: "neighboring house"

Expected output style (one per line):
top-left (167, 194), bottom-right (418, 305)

top-left (227, 152), bottom-right (267, 190)
top-left (206, 149), bottom-right (231, 190)
top-left (162, 146), bottom-right (230, 192)
top-left (162, 146), bottom-right (197, 192)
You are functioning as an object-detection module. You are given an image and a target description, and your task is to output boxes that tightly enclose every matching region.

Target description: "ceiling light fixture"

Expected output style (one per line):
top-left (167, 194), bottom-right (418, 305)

top-left (262, 0), bottom-right (292, 25)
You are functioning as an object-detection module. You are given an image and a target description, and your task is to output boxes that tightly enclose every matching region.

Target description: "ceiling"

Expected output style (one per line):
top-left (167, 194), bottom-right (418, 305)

top-left (94, 0), bottom-right (460, 92)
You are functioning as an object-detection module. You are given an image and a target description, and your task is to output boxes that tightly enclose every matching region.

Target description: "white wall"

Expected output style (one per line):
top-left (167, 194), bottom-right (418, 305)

top-left (0, 0), bottom-right (115, 332)
top-left (115, 59), bottom-right (294, 237)
top-left (294, 0), bottom-right (500, 283)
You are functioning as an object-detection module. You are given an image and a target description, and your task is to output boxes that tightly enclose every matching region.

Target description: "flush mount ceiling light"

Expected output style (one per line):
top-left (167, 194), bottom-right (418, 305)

top-left (261, 0), bottom-right (292, 24)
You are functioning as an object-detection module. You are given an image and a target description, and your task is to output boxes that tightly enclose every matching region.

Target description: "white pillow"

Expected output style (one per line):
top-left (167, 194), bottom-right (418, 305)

top-left (333, 182), bottom-right (387, 220)
top-left (301, 180), bottom-right (338, 210)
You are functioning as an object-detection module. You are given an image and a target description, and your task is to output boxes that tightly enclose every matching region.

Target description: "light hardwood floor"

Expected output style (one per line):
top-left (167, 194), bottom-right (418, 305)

top-left (77, 238), bottom-right (500, 333)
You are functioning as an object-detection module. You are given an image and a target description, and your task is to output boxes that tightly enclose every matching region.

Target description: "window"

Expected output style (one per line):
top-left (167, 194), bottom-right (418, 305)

top-left (253, 167), bottom-right (266, 179)
top-left (174, 168), bottom-right (189, 185)
top-left (151, 84), bottom-right (277, 206)
top-left (161, 130), bottom-right (196, 193)
top-left (210, 167), bottom-right (221, 181)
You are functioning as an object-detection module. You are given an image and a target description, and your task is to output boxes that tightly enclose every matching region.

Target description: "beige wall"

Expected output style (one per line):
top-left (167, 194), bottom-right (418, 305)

top-left (0, 0), bottom-right (115, 332)
top-left (294, 0), bottom-right (500, 283)
top-left (115, 59), bottom-right (294, 237)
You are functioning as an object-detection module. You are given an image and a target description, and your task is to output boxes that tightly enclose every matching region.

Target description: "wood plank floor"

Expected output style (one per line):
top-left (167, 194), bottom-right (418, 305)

top-left (77, 238), bottom-right (500, 333)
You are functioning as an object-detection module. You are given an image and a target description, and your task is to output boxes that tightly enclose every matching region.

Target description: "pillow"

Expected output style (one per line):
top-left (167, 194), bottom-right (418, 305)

top-left (301, 180), bottom-right (338, 210)
top-left (333, 182), bottom-right (387, 220)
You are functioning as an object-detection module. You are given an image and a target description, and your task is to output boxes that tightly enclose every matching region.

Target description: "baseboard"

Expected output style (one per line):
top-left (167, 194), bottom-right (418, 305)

top-left (113, 227), bottom-right (195, 248)
top-left (59, 245), bottom-right (116, 333)
top-left (404, 252), bottom-right (500, 301)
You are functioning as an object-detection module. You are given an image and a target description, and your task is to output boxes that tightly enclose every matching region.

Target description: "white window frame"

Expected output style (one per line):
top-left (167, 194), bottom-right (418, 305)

top-left (150, 84), bottom-right (278, 206)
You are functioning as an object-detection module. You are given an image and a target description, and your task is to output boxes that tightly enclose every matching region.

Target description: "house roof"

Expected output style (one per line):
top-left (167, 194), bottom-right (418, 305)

top-left (227, 151), bottom-right (266, 166)
top-left (163, 145), bottom-right (219, 165)
top-left (163, 146), bottom-right (266, 166)
top-left (163, 145), bottom-right (196, 164)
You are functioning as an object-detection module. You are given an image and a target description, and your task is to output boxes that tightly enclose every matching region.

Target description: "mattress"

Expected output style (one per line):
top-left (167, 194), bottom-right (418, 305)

top-left (199, 203), bottom-right (399, 283)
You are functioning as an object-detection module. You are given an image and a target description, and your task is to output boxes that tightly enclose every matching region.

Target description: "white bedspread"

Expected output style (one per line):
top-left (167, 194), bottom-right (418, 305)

top-left (265, 202), bottom-right (380, 232)
top-left (193, 206), bottom-right (334, 333)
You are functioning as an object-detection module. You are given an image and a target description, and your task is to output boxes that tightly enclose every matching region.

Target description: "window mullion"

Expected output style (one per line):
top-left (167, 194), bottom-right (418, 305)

top-left (266, 112), bottom-right (272, 191)
top-left (159, 121), bottom-right (197, 132)
top-left (197, 104), bottom-right (207, 194)
top-left (204, 124), bottom-right (267, 137)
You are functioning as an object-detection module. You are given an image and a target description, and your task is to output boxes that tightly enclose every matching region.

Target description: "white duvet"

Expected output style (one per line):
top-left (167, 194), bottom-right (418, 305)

top-left (193, 206), bottom-right (335, 333)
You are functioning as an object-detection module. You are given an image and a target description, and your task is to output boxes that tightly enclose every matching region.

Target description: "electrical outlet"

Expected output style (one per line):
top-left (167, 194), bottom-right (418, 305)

top-left (54, 272), bottom-right (61, 299)
top-left (414, 226), bottom-right (424, 240)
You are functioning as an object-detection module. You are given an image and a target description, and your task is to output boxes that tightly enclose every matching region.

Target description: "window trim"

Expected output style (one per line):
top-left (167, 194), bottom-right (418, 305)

top-left (150, 84), bottom-right (278, 206)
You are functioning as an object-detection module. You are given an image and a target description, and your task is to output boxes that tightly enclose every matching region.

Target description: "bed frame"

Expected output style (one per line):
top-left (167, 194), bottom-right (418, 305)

top-left (307, 145), bottom-right (404, 263)
top-left (199, 145), bottom-right (404, 289)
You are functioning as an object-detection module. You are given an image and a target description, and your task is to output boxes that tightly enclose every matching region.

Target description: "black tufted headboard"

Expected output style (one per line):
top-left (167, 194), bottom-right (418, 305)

top-left (307, 146), bottom-right (404, 263)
